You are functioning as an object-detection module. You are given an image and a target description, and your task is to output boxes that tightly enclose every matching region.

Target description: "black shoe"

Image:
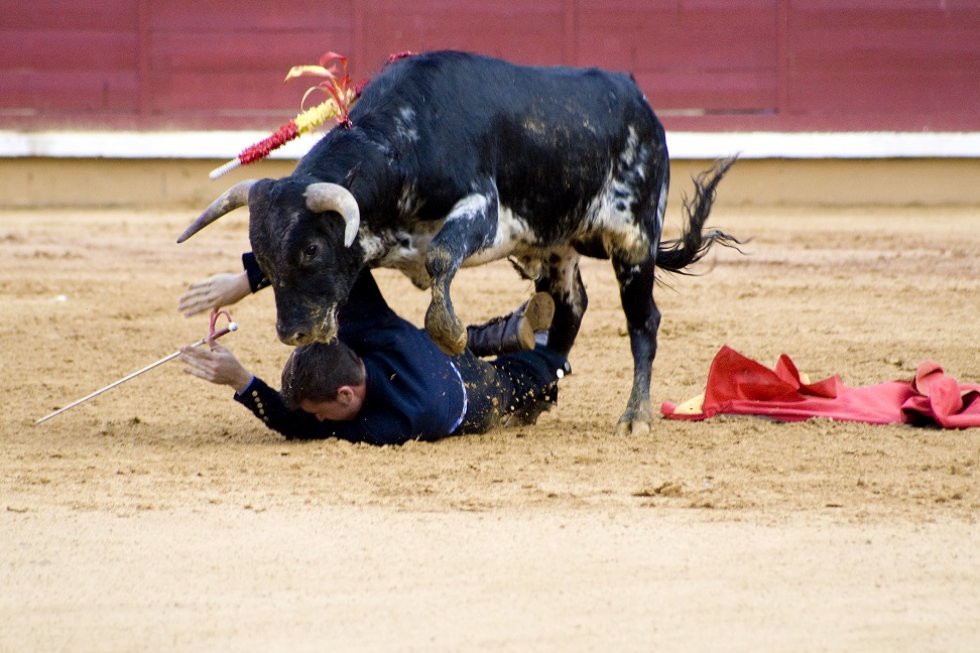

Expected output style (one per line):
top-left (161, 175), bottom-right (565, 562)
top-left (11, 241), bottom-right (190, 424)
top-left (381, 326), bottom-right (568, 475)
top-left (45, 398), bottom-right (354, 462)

top-left (466, 293), bottom-right (554, 357)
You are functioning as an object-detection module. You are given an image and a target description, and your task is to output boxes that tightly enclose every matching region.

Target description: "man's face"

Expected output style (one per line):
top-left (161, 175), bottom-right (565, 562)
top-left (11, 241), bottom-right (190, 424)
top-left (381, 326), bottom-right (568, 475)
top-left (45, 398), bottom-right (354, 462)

top-left (299, 395), bottom-right (360, 422)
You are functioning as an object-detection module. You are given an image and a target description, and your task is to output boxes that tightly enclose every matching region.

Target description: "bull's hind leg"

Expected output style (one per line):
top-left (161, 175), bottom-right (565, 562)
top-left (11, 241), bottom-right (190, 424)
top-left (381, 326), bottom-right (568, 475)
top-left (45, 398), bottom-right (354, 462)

top-left (534, 248), bottom-right (588, 357)
top-left (425, 189), bottom-right (499, 354)
top-left (498, 248), bottom-right (586, 427)
top-left (613, 257), bottom-right (659, 436)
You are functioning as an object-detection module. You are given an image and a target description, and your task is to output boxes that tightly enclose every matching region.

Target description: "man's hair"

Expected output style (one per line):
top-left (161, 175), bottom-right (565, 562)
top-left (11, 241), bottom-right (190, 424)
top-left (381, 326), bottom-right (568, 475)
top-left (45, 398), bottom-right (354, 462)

top-left (280, 341), bottom-right (366, 410)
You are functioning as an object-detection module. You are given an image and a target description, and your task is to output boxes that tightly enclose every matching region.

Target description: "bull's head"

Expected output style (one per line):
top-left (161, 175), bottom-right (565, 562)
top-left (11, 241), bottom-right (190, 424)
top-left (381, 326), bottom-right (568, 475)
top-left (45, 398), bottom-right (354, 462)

top-left (177, 178), bottom-right (364, 345)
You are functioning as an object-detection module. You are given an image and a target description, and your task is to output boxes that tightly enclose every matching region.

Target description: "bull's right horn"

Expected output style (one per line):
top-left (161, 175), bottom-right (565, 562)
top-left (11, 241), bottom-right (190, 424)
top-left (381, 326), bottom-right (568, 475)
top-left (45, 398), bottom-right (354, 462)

top-left (176, 179), bottom-right (257, 243)
top-left (304, 183), bottom-right (361, 247)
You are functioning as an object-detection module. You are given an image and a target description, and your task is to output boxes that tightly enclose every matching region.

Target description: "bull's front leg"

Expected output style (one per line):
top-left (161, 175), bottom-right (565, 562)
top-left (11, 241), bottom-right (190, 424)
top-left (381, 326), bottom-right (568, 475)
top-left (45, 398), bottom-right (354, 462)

top-left (614, 258), bottom-right (660, 436)
top-left (424, 189), bottom-right (499, 354)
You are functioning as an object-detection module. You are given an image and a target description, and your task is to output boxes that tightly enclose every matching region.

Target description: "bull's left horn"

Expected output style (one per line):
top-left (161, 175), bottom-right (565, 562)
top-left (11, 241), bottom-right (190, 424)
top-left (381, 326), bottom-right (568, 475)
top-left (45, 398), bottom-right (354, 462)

top-left (176, 179), bottom-right (257, 243)
top-left (304, 183), bottom-right (360, 247)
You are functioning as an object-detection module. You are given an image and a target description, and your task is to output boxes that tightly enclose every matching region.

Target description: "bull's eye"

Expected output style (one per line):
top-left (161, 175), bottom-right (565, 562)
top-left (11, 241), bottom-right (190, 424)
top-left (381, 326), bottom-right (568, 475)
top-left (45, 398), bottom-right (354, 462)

top-left (303, 244), bottom-right (318, 259)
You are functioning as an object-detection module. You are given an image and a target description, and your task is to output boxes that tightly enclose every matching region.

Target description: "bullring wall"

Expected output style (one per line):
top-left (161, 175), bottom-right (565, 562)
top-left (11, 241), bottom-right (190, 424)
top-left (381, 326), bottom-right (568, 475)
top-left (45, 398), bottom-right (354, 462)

top-left (3, 157), bottom-right (977, 209)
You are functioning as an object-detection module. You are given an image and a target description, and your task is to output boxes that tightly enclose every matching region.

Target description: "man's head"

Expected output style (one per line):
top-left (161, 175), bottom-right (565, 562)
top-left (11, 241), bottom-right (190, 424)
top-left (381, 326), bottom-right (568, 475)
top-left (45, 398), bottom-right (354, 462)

top-left (281, 341), bottom-right (366, 422)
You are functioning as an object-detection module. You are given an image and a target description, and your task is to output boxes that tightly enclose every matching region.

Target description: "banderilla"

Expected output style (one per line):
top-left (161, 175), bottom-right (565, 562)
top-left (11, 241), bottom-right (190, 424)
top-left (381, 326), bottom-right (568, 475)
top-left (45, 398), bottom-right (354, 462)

top-left (35, 313), bottom-right (238, 425)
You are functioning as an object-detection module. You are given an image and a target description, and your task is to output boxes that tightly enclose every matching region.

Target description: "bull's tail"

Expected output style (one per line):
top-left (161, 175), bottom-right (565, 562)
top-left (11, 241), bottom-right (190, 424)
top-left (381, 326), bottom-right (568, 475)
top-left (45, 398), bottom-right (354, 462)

top-left (656, 155), bottom-right (742, 273)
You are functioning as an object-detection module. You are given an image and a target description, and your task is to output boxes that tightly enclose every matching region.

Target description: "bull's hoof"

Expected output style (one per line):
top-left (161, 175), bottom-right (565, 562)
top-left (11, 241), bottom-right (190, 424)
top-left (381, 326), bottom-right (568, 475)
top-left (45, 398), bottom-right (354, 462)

top-left (615, 416), bottom-right (651, 437)
top-left (425, 303), bottom-right (467, 355)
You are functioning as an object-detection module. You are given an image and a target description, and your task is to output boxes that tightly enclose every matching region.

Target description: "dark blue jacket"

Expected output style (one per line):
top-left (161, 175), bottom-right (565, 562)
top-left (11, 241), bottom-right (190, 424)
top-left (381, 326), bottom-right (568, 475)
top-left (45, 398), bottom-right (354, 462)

top-left (235, 267), bottom-right (466, 445)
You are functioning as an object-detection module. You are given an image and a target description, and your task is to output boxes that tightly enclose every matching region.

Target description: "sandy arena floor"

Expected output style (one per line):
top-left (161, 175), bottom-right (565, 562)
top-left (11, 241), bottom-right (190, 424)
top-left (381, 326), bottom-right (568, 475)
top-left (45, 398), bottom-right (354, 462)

top-left (2, 201), bottom-right (979, 652)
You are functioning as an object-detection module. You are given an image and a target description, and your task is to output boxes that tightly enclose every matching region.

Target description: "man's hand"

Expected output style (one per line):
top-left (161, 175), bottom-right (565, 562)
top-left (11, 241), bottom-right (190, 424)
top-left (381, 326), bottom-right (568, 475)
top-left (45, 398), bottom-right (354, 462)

top-left (178, 272), bottom-right (251, 317)
top-left (180, 342), bottom-right (253, 394)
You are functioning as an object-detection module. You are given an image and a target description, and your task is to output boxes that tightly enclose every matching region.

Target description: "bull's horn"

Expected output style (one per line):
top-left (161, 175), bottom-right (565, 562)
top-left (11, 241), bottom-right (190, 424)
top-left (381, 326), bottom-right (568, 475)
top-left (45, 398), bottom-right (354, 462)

top-left (304, 183), bottom-right (360, 247)
top-left (176, 179), bottom-right (257, 243)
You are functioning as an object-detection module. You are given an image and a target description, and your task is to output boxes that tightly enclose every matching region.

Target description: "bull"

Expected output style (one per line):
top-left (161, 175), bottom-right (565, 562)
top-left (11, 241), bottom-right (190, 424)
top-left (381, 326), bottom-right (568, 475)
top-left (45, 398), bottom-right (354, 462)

top-left (178, 50), bottom-right (738, 435)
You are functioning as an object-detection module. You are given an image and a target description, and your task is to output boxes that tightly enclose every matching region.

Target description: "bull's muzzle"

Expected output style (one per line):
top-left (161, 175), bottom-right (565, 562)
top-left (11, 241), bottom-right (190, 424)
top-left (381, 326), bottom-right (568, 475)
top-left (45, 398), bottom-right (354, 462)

top-left (276, 306), bottom-right (338, 346)
top-left (277, 324), bottom-right (338, 346)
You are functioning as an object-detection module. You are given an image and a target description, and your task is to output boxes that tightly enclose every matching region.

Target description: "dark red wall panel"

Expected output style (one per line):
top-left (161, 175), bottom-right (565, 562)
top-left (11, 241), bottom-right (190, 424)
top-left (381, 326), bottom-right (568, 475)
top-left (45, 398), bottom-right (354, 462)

top-left (580, 1), bottom-right (778, 115)
top-left (781, 1), bottom-right (980, 130)
top-left (1, 0), bottom-right (977, 132)
top-left (357, 1), bottom-right (568, 69)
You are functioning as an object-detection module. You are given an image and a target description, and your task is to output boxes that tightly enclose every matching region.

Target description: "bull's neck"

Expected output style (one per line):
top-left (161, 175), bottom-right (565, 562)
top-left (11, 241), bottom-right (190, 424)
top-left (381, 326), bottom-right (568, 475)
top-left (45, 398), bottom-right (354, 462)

top-left (295, 128), bottom-right (403, 263)
top-left (298, 129), bottom-right (398, 214)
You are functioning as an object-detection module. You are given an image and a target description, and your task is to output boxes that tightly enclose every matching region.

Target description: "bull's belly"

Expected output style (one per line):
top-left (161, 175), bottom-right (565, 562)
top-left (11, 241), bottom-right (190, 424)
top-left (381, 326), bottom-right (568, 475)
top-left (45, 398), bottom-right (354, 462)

top-left (372, 205), bottom-right (558, 290)
top-left (385, 238), bottom-right (551, 290)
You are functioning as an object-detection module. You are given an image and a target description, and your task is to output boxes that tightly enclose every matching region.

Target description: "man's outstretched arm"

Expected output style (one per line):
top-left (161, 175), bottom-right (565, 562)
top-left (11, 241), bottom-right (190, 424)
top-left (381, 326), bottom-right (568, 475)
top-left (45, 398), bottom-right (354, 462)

top-left (178, 252), bottom-right (268, 317)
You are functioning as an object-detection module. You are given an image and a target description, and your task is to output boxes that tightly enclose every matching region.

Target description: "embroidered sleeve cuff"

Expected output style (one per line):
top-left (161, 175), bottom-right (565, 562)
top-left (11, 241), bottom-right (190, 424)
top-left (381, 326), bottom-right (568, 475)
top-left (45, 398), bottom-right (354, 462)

top-left (234, 375), bottom-right (258, 399)
top-left (234, 375), bottom-right (272, 426)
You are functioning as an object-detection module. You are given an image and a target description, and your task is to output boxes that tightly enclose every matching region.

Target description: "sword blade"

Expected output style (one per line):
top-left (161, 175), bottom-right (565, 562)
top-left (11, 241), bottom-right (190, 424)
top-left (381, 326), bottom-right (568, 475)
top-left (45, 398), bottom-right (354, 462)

top-left (34, 323), bottom-right (237, 425)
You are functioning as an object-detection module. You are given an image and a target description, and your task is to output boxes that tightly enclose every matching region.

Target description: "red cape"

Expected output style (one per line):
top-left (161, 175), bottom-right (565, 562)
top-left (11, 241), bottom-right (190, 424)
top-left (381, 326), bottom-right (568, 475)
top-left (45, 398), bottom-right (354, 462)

top-left (661, 346), bottom-right (980, 429)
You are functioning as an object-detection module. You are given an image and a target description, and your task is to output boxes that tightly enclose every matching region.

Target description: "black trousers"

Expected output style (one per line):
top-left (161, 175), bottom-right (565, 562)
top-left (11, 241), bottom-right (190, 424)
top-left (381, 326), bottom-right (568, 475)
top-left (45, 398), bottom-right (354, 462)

top-left (452, 346), bottom-right (565, 434)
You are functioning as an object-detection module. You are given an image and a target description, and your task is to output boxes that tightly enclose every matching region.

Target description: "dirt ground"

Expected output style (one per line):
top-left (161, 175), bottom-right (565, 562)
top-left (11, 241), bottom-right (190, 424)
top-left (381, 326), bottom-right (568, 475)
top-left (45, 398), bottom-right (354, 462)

top-left (2, 200), bottom-right (979, 652)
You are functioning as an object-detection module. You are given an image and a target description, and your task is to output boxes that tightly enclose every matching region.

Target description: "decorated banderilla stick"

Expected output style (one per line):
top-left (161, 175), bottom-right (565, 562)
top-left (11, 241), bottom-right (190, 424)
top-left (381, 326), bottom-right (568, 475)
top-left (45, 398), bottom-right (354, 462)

top-left (208, 51), bottom-right (363, 180)
top-left (35, 311), bottom-right (239, 425)
top-left (207, 50), bottom-right (417, 180)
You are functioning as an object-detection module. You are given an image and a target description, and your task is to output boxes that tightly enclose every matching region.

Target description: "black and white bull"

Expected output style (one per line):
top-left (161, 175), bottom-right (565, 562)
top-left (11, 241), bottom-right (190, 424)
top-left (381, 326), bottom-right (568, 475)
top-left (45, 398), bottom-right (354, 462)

top-left (178, 50), bottom-right (738, 435)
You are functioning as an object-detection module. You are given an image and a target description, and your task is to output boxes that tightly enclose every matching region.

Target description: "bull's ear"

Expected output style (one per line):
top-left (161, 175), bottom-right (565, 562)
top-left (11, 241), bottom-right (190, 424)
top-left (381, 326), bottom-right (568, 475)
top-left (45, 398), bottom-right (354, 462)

top-left (177, 180), bottom-right (258, 243)
top-left (304, 183), bottom-right (360, 247)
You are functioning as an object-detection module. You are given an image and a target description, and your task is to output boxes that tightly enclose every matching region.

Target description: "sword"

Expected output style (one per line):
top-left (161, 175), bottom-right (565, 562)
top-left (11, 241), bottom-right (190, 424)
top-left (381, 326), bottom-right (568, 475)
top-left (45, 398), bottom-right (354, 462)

top-left (35, 310), bottom-right (239, 425)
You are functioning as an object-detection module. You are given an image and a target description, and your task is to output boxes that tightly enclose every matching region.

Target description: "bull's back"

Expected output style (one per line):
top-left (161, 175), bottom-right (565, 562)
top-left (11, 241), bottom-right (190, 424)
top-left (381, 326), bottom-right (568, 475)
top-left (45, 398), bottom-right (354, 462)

top-left (354, 51), bottom-right (662, 230)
